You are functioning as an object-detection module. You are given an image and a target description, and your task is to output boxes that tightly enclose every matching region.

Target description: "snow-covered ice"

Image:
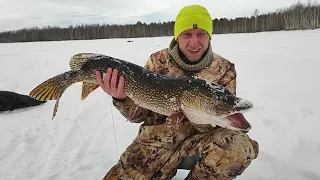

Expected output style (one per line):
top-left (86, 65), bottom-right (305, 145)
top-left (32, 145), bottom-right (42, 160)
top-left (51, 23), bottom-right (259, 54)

top-left (1, 29), bottom-right (319, 180)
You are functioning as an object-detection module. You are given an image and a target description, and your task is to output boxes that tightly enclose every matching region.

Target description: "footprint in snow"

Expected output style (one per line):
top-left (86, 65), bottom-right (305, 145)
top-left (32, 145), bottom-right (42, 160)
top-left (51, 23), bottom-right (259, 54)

top-left (262, 116), bottom-right (286, 132)
top-left (300, 108), bottom-right (314, 116)
top-left (299, 170), bottom-right (320, 180)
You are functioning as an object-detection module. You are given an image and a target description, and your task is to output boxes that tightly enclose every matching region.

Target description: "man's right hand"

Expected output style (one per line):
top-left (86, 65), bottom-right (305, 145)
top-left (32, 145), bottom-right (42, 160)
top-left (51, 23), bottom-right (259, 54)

top-left (96, 68), bottom-right (128, 100)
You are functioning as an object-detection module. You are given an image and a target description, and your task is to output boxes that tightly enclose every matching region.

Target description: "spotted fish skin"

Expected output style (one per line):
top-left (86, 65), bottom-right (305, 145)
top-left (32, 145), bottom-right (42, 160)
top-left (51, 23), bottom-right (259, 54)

top-left (29, 53), bottom-right (253, 131)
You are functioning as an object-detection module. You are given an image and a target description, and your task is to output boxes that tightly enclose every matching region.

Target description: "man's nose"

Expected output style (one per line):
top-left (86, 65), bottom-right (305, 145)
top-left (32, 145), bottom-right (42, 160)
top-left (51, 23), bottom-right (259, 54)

top-left (189, 35), bottom-right (199, 48)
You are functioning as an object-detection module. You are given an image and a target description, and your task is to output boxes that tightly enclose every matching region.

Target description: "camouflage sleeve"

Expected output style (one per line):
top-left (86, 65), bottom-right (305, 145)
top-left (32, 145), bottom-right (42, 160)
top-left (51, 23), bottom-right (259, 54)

top-left (218, 62), bottom-right (237, 96)
top-left (112, 55), bottom-right (158, 123)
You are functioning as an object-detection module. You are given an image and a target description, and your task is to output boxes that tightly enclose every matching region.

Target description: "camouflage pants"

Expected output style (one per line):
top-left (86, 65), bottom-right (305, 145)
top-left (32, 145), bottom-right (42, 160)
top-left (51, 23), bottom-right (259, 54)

top-left (103, 125), bottom-right (259, 180)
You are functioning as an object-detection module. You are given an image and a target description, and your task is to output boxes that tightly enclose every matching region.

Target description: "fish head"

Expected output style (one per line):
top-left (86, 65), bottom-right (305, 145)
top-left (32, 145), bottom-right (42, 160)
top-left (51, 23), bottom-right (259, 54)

top-left (181, 80), bottom-right (253, 131)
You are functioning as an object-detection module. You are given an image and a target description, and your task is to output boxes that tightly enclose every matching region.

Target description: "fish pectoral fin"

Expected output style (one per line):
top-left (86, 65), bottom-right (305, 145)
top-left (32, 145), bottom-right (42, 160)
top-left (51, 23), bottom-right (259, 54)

top-left (81, 82), bottom-right (99, 100)
top-left (164, 111), bottom-right (186, 125)
top-left (128, 105), bottom-right (143, 120)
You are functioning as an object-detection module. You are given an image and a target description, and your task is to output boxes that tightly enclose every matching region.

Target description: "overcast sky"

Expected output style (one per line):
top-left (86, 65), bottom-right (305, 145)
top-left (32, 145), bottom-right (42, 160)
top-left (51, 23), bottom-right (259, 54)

top-left (0, 0), bottom-right (314, 32)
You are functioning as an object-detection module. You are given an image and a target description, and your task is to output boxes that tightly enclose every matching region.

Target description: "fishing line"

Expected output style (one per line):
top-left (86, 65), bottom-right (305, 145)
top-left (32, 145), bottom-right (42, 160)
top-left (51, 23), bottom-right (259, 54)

top-left (109, 96), bottom-right (119, 158)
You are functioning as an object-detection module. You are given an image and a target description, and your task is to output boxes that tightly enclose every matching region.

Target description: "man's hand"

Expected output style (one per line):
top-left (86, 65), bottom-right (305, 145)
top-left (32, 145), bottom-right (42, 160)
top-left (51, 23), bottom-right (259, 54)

top-left (96, 68), bottom-right (127, 100)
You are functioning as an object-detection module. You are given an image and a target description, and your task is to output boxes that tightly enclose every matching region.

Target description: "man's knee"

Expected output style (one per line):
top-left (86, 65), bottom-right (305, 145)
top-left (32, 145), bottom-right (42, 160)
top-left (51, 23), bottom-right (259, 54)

top-left (184, 128), bottom-right (258, 179)
top-left (200, 129), bottom-right (259, 178)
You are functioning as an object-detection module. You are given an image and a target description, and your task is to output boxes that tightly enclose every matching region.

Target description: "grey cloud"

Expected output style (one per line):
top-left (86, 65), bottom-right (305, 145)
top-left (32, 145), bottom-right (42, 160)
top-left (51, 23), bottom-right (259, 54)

top-left (0, 0), bottom-right (314, 32)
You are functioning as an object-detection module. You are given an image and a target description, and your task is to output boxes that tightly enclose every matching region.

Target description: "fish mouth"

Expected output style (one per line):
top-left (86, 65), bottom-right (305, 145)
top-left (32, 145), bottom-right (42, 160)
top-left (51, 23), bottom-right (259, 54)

top-left (226, 113), bottom-right (251, 131)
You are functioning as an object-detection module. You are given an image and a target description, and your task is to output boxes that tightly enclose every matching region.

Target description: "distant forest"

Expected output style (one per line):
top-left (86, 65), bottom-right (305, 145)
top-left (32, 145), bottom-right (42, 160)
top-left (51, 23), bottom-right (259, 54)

top-left (0, 1), bottom-right (319, 43)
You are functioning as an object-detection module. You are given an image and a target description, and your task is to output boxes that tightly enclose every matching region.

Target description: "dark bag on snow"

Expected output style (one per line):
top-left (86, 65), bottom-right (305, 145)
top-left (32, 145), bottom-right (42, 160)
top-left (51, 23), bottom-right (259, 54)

top-left (0, 91), bottom-right (46, 111)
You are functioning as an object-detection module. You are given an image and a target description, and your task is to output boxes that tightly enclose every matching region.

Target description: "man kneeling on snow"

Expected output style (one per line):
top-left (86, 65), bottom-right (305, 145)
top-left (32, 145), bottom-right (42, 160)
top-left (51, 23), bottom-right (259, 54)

top-left (96, 4), bottom-right (259, 179)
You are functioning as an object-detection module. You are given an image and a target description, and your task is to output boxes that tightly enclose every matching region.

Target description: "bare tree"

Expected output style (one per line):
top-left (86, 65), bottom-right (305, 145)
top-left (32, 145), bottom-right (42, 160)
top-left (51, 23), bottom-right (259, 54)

top-left (0, 1), bottom-right (319, 43)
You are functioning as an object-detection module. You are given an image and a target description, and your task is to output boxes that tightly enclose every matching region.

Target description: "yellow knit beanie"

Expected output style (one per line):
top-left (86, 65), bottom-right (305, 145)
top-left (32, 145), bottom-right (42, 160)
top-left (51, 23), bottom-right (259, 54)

top-left (174, 5), bottom-right (213, 40)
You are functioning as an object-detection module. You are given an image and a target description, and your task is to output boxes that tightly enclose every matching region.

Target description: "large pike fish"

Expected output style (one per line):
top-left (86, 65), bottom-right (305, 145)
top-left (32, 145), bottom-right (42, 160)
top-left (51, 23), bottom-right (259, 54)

top-left (29, 53), bottom-right (253, 131)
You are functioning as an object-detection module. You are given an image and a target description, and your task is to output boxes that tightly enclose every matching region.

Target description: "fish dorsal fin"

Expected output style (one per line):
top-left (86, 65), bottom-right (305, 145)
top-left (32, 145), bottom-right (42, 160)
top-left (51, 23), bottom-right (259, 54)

top-left (69, 53), bottom-right (104, 70)
top-left (81, 82), bottom-right (99, 100)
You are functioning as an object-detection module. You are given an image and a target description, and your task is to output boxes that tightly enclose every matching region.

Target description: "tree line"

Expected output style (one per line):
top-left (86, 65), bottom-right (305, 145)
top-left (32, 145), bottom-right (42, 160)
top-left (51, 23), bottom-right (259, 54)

top-left (0, 1), bottom-right (319, 43)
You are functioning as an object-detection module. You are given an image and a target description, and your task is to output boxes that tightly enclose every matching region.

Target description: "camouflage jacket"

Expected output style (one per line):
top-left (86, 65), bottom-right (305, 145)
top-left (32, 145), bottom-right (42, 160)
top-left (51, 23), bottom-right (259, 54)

top-left (113, 38), bottom-right (237, 149)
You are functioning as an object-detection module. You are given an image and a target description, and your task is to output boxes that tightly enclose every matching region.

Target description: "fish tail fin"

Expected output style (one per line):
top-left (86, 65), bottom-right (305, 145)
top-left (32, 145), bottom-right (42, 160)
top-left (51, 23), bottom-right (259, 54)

top-left (29, 71), bottom-right (78, 119)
